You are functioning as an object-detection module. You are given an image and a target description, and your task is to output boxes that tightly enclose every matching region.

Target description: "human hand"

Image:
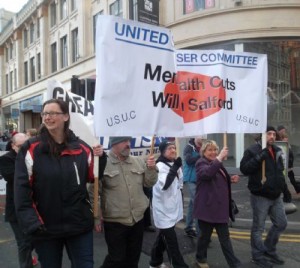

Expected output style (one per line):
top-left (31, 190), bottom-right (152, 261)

top-left (33, 225), bottom-right (47, 235)
top-left (146, 155), bottom-right (156, 169)
top-left (94, 217), bottom-right (104, 233)
top-left (93, 144), bottom-right (104, 157)
top-left (217, 147), bottom-right (228, 162)
top-left (257, 148), bottom-right (269, 161)
top-left (231, 175), bottom-right (240, 183)
top-left (174, 157), bottom-right (182, 168)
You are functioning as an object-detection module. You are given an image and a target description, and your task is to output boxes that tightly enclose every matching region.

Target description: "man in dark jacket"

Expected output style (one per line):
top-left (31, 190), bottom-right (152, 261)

top-left (0, 133), bottom-right (35, 268)
top-left (240, 126), bottom-right (291, 268)
top-left (183, 137), bottom-right (202, 238)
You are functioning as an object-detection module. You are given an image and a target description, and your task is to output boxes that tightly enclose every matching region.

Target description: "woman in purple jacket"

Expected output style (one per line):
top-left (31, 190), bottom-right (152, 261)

top-left (193, 140), bottom-right (241, 268)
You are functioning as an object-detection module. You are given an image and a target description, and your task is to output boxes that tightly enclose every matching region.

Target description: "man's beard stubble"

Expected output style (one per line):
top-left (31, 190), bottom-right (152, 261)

top-left (120, 146), bottom-right (130, 157)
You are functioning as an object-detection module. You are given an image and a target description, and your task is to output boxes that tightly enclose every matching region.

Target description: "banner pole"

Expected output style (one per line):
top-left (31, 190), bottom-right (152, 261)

top-left (223, 133), bottom-right (227, 147)
top-left (261, 133), bottom-right (267, 184)
top-left (150, 135), bottom-right (156, 156)
top-left (223, 133), bottom-right (227, 160)
top-left (93, 155), bottom-right (99, 218)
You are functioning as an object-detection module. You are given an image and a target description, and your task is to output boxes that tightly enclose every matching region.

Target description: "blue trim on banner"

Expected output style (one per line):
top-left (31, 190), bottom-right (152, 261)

top-left (115, 38), bottom-right (174, 52)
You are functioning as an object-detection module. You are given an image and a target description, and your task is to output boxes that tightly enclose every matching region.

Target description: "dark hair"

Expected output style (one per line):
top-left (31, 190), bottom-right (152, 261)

top-left (159, 140), bottom-right (175, 154)
top-left (40, 99), bottom-right (71, 156)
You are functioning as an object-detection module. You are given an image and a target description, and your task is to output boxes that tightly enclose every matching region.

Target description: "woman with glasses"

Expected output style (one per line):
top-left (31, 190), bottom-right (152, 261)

top-left (14, 99), bottom-right (95, 268)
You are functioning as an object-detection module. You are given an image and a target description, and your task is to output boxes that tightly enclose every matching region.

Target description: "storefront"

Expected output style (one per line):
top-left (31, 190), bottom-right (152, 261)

top-left (2, 104), bottom-right (19, 133)
top-left (19, 95), bottom-right (43, 132)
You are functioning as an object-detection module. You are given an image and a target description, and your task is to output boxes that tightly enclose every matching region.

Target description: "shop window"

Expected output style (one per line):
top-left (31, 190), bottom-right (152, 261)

top-left (183, 0), bottom-right (215, 14)
top-left (110, 0), bottom-right (123, 17)
top-left (51, 42), bottom-right (57, 72)
top-left (50, 2), bottom-right (57, 27)
top-left (5, 47), bottom-right (9, 62)
top-left (10, 43), bottom-right (13, 59)
top-left (129, 0), bottom-right (138, 21)
top-left (24, 61), bottom-right (28, 85)
top-left (60, 35), bottom-right (68, 68)
top-left (60, 0), bottom-right (68, 20)
top-left (30, 57), bottom-right (35, 82)
top-left (23, 28), bottom-right (28, 48)
top-left (37, 18), bottom-right (40, 38)
top-left (93, 11), bottom-right (103, 51)
top-left (9, 71), bottom-right (13, 92)
top-left (71, 0), bottom-right (77, 12)
top-left (30, 23), bottom-right (35, 44)
top-left (71, 28), bottom-right (79, 63)
top-left (37, 53), bottom-right (41, 79)
top-left (6, 74), bottom-right (9, 94)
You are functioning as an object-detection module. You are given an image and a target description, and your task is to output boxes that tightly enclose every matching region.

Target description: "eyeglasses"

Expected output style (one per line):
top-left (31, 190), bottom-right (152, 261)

top-left (41, 112), bottom-right (64, 118)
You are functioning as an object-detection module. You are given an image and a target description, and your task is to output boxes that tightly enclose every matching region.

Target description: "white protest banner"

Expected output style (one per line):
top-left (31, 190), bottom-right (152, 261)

top-left (94, 16), bottom-right (267, 137)
top-left (47, 80), bottom-right (98, 147)
top-left (94, 15), bottom-right (182, 137)
top-left (175, 49), bottom-right (267, 134)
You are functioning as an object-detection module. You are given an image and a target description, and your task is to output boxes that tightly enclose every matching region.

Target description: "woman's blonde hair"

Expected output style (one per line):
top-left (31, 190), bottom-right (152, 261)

top-left (200, 140), bottom-right (219, 156)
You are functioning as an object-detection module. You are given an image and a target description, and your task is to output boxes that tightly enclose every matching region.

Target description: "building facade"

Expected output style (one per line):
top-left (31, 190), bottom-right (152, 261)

top-left (0, 0), bottom-right (300, 167)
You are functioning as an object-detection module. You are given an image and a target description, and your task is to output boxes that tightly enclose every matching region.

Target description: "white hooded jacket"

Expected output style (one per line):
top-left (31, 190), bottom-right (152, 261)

top-left (152, 161), bottom-right (184, 229)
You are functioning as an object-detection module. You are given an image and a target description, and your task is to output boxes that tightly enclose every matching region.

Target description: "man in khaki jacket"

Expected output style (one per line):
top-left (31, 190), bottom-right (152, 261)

top-left (92, 136), bottom-right (158, 268)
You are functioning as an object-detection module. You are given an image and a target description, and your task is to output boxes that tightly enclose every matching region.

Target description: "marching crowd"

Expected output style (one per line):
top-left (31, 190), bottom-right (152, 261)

top-left (0, 99), bottom-right (297, 268)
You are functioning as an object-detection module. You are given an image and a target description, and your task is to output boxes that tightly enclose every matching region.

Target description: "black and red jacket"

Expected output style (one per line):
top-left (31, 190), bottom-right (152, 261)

top-left (14, 130), bottom-right (94, 239)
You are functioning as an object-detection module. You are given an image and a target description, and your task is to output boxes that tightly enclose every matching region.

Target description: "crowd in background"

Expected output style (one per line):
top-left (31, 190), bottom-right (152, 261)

top-left (0, 99), bottom-right (298, 268)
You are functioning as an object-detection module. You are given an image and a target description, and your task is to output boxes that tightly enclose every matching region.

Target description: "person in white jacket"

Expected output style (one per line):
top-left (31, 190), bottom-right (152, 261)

top-left (149, 140), bottom-right (189, 268)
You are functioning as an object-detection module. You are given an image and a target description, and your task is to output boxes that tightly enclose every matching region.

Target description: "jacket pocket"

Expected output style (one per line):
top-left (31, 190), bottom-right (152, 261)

top-left (103, 170), bottom-right (120, 188)
top-left (130, 168), bottom-right (144, 185)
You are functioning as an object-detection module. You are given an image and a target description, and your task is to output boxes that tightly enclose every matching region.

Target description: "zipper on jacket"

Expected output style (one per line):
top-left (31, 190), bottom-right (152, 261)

top-left (73, 162), bottom-right (80, 185)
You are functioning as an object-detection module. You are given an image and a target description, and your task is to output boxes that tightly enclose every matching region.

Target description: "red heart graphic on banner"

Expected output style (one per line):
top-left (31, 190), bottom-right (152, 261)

top-left (164, 71), bottom-right (227, 123)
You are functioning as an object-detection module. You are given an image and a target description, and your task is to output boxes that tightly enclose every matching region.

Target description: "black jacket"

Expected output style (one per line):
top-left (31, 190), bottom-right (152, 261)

top-left (288, 146), bottom-right (294, 169)
top-left (240, 143), bottom-right (287, 200)
top-left (0, 150), bottom-right (18, 222)
top-left (14, 130), bottom-right (95, 239)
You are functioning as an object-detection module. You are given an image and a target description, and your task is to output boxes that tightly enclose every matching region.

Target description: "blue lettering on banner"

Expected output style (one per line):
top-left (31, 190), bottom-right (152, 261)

top-left (114, 22), bottom-right (173, 52)
top-left (100, 136), bottom-right (166, 150)
top-left (176, 52), bottom-right (259, 69)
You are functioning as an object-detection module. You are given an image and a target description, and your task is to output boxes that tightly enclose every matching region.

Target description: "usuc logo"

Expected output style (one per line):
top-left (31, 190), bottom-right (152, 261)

top-left (106, 110), bottom-right (136, 127)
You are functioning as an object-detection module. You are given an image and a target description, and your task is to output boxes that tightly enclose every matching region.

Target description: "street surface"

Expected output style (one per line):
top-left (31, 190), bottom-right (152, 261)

top-left (1, 176), bottom-right (300, 267)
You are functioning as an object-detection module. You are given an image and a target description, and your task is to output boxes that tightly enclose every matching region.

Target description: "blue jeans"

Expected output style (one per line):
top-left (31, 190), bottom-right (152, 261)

top-left (34, 230), bottom-right (93, 268)
top-left (185, 182), bottom-right (200, 235)
top-left (250, 194), bottom-right (287, 260)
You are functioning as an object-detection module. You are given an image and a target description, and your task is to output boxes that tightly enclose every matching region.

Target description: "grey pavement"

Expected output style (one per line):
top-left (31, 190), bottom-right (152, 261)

top-left (1, 174), bottom-right (300, 267)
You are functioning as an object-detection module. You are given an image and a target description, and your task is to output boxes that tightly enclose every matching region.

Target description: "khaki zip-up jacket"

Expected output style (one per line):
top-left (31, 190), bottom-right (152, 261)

top-left (99, 151), bottom-right (158, 225)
